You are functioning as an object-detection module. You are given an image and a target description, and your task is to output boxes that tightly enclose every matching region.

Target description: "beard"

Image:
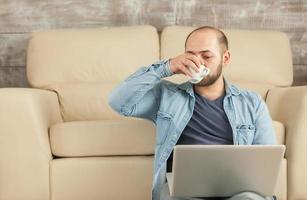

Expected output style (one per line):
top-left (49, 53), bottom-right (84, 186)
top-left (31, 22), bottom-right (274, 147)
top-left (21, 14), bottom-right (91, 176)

top-left (195, 61), bottom-right (223, 87)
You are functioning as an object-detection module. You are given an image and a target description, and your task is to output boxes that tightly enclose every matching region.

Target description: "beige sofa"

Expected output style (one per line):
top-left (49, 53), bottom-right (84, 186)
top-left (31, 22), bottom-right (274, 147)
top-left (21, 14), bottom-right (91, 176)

top-left (0, 25), bottom-right (306, 200)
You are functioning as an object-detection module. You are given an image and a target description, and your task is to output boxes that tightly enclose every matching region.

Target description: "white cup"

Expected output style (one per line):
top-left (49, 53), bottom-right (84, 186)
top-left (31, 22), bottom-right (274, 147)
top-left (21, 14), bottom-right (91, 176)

top-left (188, 65), bottom-right (210, 84)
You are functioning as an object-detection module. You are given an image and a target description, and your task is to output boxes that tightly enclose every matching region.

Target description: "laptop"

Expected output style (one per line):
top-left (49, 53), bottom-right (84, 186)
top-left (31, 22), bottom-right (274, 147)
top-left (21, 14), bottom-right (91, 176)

top-left (166, 144), bottom-right (286, 198)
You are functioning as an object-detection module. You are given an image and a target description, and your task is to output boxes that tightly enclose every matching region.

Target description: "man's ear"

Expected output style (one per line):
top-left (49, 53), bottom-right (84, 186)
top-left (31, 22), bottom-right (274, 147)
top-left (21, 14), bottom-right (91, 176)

top-left (223, 50), bottom-right (230, 67)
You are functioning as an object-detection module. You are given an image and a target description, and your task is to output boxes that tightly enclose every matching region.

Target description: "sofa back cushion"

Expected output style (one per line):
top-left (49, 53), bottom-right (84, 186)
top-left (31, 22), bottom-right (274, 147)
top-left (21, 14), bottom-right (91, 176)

top-left (27, 25), bottom-right (160, 121)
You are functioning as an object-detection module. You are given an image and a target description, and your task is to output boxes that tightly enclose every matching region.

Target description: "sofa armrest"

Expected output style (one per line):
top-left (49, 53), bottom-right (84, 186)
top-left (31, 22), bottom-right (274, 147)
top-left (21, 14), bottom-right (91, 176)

top-left (266, 86), bottom-right (307, 200)
top-left (0, 88), bottom-right (63, 200)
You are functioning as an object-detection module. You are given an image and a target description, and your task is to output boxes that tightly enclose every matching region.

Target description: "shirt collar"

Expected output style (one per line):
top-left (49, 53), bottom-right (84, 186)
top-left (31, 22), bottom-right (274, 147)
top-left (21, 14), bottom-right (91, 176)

top-left (176, 76), bottom-right (241, 97)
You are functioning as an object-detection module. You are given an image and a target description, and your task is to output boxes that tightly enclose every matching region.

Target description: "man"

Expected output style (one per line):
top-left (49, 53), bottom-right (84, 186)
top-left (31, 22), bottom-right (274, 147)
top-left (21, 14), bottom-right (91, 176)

top-left (108, 26), bottom-right (277, 200)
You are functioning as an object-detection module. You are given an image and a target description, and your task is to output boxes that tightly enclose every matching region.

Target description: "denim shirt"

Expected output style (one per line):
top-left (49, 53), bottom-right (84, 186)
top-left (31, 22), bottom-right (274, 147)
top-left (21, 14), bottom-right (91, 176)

top-left (108, 59), bottom-right (277, 200)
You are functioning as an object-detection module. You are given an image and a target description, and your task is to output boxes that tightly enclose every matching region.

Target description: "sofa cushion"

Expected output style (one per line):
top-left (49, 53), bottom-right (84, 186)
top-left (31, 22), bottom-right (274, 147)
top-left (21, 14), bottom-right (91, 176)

top-left (26, 25), bottom-right (160, 121)
top-left (27, 25), bottom-right (160, 88)
top-left (50, 119), bottom-right (284, 157)
top-left (50, 118), bottom-right (156, 157)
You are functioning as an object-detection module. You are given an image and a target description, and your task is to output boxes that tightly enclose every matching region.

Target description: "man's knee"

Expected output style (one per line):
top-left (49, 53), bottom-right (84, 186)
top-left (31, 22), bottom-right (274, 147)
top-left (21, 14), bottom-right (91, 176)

top-left (228, 191), bottom-right (266, 200)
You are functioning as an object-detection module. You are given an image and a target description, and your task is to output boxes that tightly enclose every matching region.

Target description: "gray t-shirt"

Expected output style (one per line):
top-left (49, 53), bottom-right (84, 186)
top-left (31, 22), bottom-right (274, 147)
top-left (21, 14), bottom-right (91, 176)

top-left (166, 88), bottom-right (233, 172)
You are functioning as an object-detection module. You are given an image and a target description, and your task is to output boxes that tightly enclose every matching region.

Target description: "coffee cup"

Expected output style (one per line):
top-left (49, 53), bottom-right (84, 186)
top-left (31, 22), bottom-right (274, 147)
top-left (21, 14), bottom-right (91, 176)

top-left (188, 65), bottom-right (210, 84)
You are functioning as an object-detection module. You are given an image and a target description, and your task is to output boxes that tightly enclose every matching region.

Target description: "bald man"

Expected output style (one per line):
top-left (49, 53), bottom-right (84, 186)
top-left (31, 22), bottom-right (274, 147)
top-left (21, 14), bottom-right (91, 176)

top-left (108, 26), bottom-right (277, 200)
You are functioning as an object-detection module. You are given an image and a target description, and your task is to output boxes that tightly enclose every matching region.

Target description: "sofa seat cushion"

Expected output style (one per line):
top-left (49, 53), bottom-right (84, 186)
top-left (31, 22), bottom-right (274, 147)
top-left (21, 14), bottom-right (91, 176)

top-left (50, 118), bottom-right (284, 157)
top-left (50, 118), bottom-right (156, 157)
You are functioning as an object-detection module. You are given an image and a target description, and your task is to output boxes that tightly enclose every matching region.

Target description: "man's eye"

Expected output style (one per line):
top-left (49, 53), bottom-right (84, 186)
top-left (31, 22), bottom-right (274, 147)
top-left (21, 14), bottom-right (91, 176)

top-left (203, 56), bottom-right (212, 59)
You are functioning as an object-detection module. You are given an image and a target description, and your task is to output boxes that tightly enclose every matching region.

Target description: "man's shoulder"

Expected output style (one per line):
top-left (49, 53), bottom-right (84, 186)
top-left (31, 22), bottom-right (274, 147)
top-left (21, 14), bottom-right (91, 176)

top-left (230, 83), bottom-right (262, 104)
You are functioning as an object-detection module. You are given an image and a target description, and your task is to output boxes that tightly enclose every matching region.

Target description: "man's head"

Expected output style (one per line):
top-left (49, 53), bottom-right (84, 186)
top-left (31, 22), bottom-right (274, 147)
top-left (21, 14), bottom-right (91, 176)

top-left (185, 26), bottom-right (230, 86)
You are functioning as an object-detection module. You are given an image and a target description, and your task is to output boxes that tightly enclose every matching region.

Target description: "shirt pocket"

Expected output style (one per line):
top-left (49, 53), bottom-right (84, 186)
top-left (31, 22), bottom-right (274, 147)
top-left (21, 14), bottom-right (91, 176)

top-left (155, 111), bottom-right (173, 145)
top-left (236, 124), bottom-right (255, 145)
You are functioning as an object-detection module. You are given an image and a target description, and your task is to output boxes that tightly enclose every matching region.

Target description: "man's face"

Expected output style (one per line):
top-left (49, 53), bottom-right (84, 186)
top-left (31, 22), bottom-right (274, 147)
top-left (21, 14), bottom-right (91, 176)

top-left (185, 30), bottom-right (226, 86)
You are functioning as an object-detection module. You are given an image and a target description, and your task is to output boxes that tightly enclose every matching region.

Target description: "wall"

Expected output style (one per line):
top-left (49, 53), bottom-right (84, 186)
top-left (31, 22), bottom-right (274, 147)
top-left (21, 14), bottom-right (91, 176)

top-left (0, 0), bottom-right (306, 87)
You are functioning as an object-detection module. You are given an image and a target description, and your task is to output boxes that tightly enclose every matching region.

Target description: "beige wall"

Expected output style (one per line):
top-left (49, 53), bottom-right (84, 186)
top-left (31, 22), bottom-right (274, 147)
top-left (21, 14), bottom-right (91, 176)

top-left (0, 0), bottom-right (306, 87)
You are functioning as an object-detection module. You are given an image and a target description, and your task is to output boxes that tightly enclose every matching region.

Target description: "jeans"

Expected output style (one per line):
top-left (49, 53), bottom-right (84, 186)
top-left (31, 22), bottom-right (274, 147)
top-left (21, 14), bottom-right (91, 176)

top-left (160, 182), bottom-right (277, 200)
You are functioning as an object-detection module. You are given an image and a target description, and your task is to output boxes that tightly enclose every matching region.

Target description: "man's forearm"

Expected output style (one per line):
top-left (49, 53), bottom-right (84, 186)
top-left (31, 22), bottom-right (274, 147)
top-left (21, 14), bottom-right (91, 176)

top-left (108, 59), bottom-right (173, 116)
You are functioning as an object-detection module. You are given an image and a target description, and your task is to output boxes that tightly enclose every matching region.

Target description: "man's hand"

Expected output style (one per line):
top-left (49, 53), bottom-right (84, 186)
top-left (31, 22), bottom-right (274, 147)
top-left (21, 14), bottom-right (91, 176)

top-left (169, 53), bottom-right (204, 77)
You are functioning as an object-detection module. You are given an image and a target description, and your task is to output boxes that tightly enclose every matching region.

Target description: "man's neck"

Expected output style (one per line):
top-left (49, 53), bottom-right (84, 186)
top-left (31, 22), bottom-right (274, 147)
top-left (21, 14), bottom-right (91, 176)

top-left (193, 76), bottom-right (225, 101)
